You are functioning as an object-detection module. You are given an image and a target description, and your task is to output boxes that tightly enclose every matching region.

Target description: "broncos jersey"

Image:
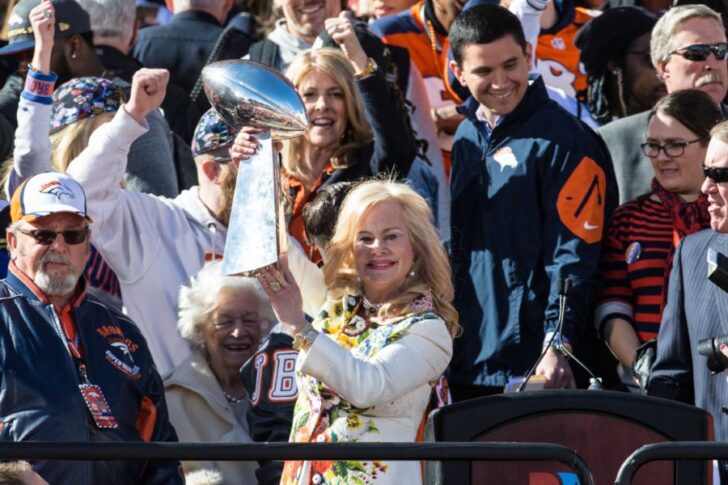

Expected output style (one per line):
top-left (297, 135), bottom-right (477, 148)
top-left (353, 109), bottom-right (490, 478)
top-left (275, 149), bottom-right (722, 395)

top-left (536, 7), bottom-right (599, 98)
top-left (371, 0), bottom-right (463, 165)
top-left (241, 331), bottom-right (297, 485)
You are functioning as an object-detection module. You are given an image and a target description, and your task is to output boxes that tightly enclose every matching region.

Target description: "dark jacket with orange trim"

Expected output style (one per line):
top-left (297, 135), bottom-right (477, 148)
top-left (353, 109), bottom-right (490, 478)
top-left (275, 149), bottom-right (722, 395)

top-left (0, 264), bottom-right (182, 485)
top-left (449, 74), bottom-right (618, 388)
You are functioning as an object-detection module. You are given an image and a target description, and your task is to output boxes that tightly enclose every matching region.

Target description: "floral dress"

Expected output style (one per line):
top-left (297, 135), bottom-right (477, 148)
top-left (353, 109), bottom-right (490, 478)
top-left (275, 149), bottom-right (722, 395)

top-left (280, 294), bottom-right (452, 485)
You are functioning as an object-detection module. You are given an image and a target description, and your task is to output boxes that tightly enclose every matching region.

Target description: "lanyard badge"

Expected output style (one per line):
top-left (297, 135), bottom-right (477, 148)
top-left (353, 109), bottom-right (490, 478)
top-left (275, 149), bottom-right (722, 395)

top-left (58, 311), bottom-right (119, 429)
top-left (79, 383), bottom-right (118, 429)
top-left (77, 363), bottom-right (118, 429)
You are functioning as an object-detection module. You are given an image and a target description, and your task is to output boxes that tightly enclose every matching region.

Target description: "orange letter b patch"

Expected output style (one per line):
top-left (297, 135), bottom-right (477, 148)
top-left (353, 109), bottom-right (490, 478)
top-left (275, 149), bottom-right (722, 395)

top-left (557, 157), bottom-right (606, 244)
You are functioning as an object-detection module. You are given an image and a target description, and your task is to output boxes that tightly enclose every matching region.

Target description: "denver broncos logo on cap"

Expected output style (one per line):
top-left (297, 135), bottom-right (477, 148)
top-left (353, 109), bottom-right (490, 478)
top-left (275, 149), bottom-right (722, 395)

top-left (39, 180), bottom-right (74, 200)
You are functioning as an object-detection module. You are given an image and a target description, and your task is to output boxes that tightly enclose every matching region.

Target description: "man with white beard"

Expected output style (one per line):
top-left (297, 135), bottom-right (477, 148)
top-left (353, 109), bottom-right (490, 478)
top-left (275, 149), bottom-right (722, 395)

top-left (0, 172), bottom-right (182, 485)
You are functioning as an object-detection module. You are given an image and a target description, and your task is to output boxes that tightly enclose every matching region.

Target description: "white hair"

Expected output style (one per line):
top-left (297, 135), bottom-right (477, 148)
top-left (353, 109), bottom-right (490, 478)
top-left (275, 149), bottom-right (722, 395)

top-left (76, 0), bottom-right (136, 44)
top-left (185, 469), bottom-right (223, 485)
top-left (177, 260), bottom-right (272, 347)
top-left (651, 4), bottom-right (724, 70)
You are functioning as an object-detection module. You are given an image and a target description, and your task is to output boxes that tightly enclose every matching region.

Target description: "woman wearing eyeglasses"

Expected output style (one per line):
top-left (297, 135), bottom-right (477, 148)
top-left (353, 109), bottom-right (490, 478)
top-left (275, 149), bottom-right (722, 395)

top-left (596, 89), bottom-right (721, 387)
top-left (164, 261), bottom-right (275, 484)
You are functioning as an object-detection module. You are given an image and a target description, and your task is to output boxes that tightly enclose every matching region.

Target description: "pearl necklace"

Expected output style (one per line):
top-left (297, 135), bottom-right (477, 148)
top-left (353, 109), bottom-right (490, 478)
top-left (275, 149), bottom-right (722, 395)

top-left (361, 296), bottom-right (384, 314)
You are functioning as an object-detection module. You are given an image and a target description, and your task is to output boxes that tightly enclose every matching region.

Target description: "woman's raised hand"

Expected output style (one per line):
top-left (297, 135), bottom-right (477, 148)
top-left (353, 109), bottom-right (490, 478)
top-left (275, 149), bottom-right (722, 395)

top-left (29, 0), bottom-right (54, 74)
top-left (324, 11), bottom-right (369, 74)
top-left (256, 253), bottom-right (308, 335)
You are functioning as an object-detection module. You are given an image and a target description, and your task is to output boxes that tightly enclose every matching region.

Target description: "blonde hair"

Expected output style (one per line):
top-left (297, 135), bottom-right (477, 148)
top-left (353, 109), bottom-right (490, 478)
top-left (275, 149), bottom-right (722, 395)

top-left (50, 117), bottom-right (97, 172)
top-left (323, 179), bottom-right (459, 337)
top-left (283, 48), bottom-right (373, 186)
top-left (0, 112), bottom-right (118, 199)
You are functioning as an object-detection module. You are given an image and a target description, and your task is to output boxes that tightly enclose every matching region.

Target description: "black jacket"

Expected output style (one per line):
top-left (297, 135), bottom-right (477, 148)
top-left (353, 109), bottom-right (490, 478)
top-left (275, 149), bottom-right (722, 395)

top-left (0, 264), bottom-right (182, 484)
top-left (132, 10), bottom-right (249, 94)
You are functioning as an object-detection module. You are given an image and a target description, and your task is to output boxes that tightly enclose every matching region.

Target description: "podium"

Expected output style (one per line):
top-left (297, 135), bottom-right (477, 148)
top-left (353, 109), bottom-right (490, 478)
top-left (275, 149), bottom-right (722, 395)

top-left (428, 390), bottom-right (712, 484)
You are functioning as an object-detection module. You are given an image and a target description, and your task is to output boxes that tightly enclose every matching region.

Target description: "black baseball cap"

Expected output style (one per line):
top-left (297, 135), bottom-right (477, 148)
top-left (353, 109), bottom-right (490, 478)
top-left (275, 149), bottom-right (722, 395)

top-left (575, 7), bottom-right (658, 78)
top-left (0, 0), bottom-right (91, 57)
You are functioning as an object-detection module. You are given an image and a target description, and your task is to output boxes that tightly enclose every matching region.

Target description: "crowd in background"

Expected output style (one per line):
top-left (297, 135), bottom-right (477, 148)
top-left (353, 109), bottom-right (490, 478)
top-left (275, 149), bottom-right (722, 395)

top-left (1, 0), bottom-right (728, 483)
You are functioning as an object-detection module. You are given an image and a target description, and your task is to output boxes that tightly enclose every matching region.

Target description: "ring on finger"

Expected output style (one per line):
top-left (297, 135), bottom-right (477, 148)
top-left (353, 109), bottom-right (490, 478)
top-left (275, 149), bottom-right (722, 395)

top-left (270, 281), bottom-right (282, 293)
top-left (43, 11), bottom-right (51, 18)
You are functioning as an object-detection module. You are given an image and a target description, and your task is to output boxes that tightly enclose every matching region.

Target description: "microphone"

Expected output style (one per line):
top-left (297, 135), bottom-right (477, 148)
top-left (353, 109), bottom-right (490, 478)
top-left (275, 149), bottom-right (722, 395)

top-left (517, 277), bottom-right (570, 392)
top-left (517, 276), bottom-right (602, 391)
top-left (553, 277), bottom-right (603, 390)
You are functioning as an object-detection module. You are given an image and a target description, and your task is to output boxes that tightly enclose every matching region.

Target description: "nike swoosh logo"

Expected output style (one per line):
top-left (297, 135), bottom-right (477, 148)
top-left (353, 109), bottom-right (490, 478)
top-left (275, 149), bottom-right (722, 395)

top-left (583, 221), bottom-right (599, 230)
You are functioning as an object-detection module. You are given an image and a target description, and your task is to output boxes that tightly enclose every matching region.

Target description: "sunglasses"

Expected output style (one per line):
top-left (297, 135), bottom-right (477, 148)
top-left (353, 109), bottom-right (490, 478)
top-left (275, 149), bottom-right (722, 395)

top-left (703, 162), bottom-right (728, 184)
top-left (670, 42), bottom-right (728, 62)
top-left (17, 227), bottom-right (90, 245)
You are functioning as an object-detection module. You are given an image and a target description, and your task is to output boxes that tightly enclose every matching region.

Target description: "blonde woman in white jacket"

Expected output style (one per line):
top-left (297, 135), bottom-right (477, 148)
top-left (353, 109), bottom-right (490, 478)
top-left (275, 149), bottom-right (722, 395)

top-left (257, 180), bottom-right (458, 485)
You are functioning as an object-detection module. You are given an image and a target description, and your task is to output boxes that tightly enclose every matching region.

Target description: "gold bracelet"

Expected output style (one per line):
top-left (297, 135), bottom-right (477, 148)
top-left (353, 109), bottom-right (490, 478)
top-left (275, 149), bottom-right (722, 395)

top-left (292, 322), bottom-right (319, 351)
top-left (354, 57), bottom-right (378, 80)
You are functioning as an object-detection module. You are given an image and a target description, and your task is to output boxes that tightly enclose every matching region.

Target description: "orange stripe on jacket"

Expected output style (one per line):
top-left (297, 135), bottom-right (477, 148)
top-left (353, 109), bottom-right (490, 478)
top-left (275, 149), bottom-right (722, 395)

top-left (136, 396), bottom-right (157, 442)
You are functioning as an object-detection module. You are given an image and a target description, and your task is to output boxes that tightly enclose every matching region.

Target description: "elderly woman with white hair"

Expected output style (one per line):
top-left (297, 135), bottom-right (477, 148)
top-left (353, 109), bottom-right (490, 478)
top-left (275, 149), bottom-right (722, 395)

top-left (164, 261), bottom-right (275, 484)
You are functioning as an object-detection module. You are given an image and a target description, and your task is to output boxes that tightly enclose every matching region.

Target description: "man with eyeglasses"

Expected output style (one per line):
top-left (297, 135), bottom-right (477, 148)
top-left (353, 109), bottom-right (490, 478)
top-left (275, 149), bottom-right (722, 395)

top-left (648, 120), bottom-right (728, 482)
top-left (0, 172), bottom-right (182, 485)
top-left (600, 4), bottom-right (728, 204)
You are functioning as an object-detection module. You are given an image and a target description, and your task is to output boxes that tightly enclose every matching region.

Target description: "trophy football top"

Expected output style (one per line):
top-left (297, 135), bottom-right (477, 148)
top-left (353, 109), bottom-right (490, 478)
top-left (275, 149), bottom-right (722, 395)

top-left (202, 60), bottom-right (308, 140)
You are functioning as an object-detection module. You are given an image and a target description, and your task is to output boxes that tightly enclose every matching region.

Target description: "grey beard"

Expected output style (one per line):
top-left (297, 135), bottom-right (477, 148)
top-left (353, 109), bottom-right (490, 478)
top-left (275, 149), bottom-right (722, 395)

top-left (34, 253), bottom-right (80, 296)
top-left (34, 270), bottom-right (78, 296)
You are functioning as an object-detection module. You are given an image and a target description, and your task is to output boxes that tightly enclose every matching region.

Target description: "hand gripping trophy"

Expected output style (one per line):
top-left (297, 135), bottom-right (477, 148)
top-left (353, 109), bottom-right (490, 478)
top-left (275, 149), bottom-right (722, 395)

top-left (202, 60), bottom-right (308, 274)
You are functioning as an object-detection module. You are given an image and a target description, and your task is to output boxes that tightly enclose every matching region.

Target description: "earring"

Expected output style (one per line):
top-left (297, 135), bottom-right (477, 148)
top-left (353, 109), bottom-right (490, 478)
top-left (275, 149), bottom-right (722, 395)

top-left (71, 53), bottom-right (77, 59)
top-left (409, 269), bottom-right (415, 277)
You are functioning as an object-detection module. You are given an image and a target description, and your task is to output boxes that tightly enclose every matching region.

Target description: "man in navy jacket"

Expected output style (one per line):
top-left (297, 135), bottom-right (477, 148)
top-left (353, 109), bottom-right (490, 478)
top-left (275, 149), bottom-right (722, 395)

top-left (447, 4), bottom-right (617, 400)
top-left (0, 172), bottom-right (182, 484)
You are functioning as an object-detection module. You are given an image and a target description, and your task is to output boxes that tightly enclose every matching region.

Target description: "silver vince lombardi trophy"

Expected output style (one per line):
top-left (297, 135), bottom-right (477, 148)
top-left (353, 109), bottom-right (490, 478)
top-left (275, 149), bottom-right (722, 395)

top-left (202, 60), bottom-right (308, 275)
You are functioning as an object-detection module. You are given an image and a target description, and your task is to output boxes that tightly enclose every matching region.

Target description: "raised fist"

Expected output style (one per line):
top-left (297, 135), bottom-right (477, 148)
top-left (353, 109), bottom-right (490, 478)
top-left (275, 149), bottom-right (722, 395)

top-left (29, 0), bottom-right (54, 73)
top-left (126, 68), bottom-right (169, 123)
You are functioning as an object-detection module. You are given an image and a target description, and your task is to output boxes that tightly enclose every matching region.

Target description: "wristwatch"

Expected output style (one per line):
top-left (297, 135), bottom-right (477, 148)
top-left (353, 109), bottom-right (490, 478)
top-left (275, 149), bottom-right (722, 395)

top-left (293, 322), bottom-right (319, 351)
top-left (354, 57), bottom-right (378, 80)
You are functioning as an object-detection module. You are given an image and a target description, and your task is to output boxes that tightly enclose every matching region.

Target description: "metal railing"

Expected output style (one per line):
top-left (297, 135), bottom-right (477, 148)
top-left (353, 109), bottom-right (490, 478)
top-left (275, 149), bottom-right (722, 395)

top-left (0, 441), bottom-right (594, 485)
top-left (615, 442), bottom-right (728, 484)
